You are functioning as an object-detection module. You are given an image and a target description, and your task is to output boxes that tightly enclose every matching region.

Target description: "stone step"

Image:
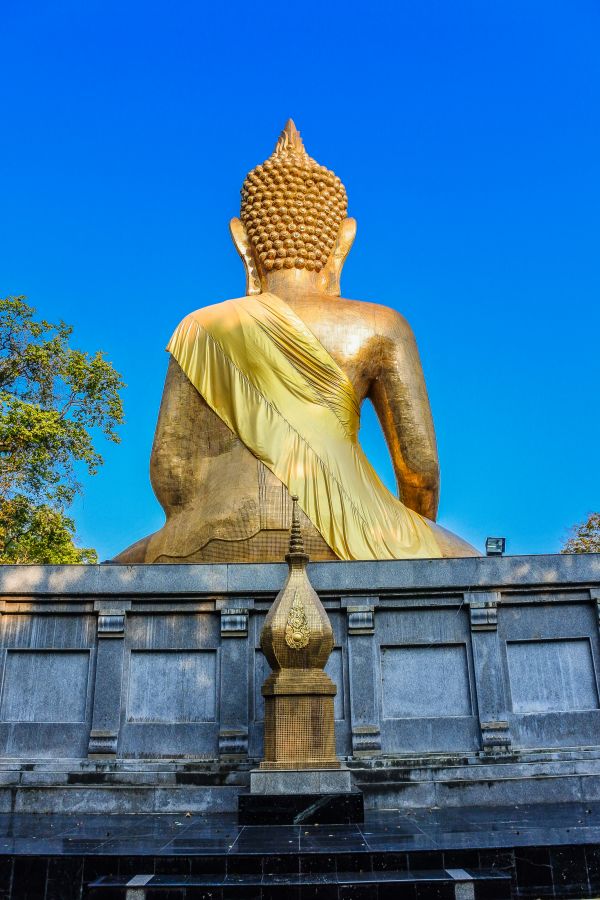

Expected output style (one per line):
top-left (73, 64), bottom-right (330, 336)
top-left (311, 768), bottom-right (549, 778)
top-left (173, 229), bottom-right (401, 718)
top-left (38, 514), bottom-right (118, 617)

top-left (238, 791), bottom-right (364, 825)
top-left (1, 745), bottom-right (600, 772)
top-left (0, 769), bottom-right (597, 814)
top-left (89, 868), bottom-right (511, 899)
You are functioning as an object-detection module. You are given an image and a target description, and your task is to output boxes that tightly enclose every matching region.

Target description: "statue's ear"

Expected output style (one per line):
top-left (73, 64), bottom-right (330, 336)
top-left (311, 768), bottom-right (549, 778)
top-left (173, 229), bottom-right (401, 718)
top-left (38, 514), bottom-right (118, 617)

top-left (229, 218), bottom-right (262, 296)
top-left (321, 218), bottom-right (357, 296)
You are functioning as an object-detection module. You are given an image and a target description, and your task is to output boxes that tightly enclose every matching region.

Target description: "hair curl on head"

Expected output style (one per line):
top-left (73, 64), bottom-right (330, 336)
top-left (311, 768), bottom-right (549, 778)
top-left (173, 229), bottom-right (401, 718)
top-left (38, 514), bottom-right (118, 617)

top-left (240, 120), bottom-right (348, 273)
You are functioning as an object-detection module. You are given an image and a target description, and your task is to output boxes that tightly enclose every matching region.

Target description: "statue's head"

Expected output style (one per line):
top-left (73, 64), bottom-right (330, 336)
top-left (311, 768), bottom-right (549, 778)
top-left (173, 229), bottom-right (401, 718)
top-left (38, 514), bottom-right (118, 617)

top-left (230, 120), bottom-right (356, 296)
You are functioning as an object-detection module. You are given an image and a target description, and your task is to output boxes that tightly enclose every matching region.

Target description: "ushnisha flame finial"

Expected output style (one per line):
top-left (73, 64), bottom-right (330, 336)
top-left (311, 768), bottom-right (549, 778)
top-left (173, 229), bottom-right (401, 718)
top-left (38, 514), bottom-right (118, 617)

top-left (273, 118), bottom-right (308, 158)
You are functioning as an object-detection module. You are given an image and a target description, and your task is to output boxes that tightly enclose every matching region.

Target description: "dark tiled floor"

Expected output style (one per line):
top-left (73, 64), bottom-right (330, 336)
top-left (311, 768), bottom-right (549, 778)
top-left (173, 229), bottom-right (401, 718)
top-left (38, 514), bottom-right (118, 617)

top-left (0, 801), bottom-right (598, 858)
top-left (0, 804), bottom-right (598, 897)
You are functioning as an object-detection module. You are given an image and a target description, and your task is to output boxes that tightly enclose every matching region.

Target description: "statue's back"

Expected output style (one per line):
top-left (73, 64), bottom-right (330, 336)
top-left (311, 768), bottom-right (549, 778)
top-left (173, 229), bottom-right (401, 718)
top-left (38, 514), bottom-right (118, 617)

top-left (128, 293), bottom-right (389, 564)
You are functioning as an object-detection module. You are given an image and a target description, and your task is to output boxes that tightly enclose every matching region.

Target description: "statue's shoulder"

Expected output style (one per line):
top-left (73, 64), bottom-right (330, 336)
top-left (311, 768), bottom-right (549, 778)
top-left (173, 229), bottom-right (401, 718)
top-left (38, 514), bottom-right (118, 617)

top-left (174, 296), bottom-right (248, 329)
top-left (339, 297), bottom-right (415, 341)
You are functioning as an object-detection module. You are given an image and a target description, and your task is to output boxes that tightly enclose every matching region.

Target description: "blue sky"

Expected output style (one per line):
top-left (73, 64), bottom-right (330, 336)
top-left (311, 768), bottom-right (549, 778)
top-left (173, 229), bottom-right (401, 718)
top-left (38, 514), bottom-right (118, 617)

top-left (1, 0), bottom-right (599, 560)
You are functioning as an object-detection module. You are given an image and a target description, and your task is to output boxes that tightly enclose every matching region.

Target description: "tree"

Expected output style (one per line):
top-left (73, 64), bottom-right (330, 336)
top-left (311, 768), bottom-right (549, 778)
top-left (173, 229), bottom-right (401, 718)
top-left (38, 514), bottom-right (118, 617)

top-left (561, 513), bottom-right (600, 554)
top-left (0, 296), bottom-right (124, 563)
top-left (0, 497), bottom-right (97, 564)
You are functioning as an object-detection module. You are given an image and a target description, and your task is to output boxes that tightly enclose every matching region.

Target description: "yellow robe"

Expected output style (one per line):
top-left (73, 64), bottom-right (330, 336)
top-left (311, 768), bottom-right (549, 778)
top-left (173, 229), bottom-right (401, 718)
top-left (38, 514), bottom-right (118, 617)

top-left (167, 292), bottom-right (441, 560)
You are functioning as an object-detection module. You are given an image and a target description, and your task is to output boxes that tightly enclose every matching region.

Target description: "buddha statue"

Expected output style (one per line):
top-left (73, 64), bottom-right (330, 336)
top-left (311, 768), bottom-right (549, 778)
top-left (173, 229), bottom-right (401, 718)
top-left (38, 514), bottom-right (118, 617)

top-left (114, 120), bottom-right (477, 563)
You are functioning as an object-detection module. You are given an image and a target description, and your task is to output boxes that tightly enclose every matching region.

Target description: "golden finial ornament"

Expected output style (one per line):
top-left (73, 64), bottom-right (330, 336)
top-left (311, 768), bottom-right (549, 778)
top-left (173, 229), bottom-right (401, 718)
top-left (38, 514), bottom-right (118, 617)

top-left (259, 496), bottom-right (340, 769)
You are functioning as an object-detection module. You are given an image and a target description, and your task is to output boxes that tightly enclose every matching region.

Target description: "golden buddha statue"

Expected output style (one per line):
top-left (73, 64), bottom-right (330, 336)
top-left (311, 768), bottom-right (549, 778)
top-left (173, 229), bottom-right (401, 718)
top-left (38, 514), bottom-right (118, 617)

top-left (114, 120), bottom-right (477, 564)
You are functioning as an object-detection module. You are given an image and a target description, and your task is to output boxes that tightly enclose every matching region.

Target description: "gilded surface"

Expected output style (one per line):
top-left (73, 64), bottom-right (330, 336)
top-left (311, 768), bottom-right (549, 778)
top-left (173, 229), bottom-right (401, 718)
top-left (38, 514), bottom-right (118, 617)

top-left (260, 499), bottom-right (339, 769)
top-left (114, 120), bottom-right (478, 564)
top-left (164, 291), bottom-right (441, 559)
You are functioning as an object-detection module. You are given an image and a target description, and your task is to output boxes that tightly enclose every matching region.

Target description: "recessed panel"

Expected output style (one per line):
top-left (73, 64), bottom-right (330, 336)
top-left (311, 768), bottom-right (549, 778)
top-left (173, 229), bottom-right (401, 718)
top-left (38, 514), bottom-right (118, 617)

top-left (507, 639), bottom-right (599, 713)
top-left (381, 644), bottom-right (472, 718)
top-left (127, 651), bottom-right (216, 723)
top-left (1, 651), bottom-right (89, 723)
top-left (326, 647), bottom-right (345, 720)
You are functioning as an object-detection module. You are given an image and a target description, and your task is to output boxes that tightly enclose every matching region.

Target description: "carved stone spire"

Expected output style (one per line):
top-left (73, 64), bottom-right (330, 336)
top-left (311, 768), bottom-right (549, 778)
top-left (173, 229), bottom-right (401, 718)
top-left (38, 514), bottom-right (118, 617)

top-left (258, 496), bottom-right (339, 769)
top-left (287, 495), bottom-right (307, 561)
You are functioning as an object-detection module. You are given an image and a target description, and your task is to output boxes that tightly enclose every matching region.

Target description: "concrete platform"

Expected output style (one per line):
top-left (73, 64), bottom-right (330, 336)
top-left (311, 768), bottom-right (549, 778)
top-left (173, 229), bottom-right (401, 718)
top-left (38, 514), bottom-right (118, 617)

top-left (0, 553), bottom-right (598, 816)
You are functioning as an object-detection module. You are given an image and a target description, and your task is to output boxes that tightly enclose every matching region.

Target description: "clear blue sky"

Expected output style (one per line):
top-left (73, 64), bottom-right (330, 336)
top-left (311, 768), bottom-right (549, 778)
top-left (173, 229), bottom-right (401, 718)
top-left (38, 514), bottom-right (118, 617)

top-left (2, 0), bottom-right (599, 560)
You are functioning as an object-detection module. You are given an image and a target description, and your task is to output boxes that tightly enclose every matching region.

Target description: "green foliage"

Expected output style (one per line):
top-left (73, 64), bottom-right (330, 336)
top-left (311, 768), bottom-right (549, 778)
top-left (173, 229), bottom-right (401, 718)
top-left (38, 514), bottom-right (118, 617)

top-left (0, 296), bottom-right (124, 564)
top-left (561, 513), bottom-right (600, 554)
top-left (0, 496), bottom-right (97, 564)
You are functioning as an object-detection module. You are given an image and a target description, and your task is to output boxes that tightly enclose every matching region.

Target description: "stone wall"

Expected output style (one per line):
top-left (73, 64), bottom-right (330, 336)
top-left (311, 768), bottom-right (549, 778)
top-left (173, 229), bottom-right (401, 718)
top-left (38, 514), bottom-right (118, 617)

top-left (0, 554), bottom-right (598, 811)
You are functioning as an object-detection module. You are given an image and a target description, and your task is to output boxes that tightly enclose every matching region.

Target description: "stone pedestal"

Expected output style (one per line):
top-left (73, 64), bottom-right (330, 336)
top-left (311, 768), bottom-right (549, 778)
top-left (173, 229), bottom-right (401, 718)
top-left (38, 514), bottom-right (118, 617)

top-left (242, 501), bottom-right (364, 822)
top-left (258, 498), bottom-right (341, 771)
top-left (239, 767), bottom-right (363, 824)
top-left (250, 767), bottom-right (352, 794)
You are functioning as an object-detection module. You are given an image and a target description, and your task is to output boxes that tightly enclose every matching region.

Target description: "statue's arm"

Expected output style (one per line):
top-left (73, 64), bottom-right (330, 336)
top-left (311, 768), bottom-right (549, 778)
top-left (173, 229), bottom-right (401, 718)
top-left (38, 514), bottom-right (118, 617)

top-left (369, 313), bottom-right (440, 520)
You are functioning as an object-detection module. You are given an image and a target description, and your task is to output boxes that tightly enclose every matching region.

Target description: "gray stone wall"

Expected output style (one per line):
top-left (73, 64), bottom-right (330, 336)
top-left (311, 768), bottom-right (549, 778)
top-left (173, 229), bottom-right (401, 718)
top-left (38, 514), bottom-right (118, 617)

top-left (0, 554), bottom-right (598, 768)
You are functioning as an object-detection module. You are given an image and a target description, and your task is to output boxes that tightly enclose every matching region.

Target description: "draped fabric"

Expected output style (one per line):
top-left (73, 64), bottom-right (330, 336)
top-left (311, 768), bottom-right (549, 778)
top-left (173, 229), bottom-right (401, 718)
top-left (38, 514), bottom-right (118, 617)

top-left (167, 292), bottom-right (441, 561)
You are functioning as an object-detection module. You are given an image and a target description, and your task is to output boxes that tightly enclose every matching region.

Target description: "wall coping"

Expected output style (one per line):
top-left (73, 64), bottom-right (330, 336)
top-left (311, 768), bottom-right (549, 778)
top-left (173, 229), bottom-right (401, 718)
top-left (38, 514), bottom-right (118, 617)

top-left (0, 553), bottom-right (597, 597)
